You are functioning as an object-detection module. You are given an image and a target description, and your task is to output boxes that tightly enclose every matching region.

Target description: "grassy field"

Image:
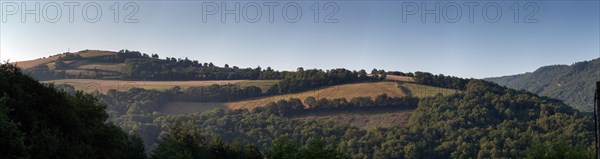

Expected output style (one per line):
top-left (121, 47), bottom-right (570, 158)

top-left (13, 50), bottom-right (117, 69)
top-left (76, 63), bottom-right (126, 72)
top-left (294, 109), bottom-right (412, 130)
top-left (129, 80), bottom-right (460, 115)
top-left (226, 81), bottom-right (462, 110)
top-left (386, 75), bottom-right (414, 82)
top-left (13, 55), bottom-right (62, 69)
top-left (226, 82), bottom-right (405, 110)
top-left (46, 79), bottom-right (461, 115)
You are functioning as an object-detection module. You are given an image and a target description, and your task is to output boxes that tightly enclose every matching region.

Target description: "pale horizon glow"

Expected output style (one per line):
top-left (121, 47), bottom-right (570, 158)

top-left (1, 1), bottom-right (599, 79)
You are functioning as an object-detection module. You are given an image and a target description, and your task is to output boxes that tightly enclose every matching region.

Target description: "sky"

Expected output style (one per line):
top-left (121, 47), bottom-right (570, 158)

top-left (1, 0), bottom-right (599, 78)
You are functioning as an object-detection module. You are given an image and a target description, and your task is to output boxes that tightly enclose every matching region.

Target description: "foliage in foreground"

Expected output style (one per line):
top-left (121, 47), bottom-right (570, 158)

top-left (149, 123), bottom-right (347, 159)
top-left (0, 63), bottom-right (146, 159)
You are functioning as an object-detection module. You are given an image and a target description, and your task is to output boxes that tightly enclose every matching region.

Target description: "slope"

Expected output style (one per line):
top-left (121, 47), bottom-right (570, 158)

top-left (0, 63), bottom-right (145, 158)
top-left (485, 58), bottom-right (600, 111)
top-left (156, 81), bottom-right (461, 114)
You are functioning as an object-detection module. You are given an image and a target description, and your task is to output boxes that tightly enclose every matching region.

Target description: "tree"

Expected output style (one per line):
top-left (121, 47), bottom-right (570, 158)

top-left (525, 138), bottom-right (593, 159)
top-left (371, 68), bottom-right (378, 75)
top-left (265, 136), bottom-right (301, 159)
top-left (266, 136), bottom-right (349, 159)
top-left (123, 133), bottom-right (148, 159)
top-left (299, 139), bottom-right (348, 159)
top-left (304, 97), bottom-right (317, 108)
top-left (0, 97), bottom-right (27, 159)
top-left (358, 69), bottom-right (368, 80)
top-left (375, 93), bottom-right (389, 106)
top-left (55, 59), bottom-right (67, 69)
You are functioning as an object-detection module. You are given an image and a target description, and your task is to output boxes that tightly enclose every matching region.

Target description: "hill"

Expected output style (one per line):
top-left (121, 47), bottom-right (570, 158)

top-left (17, 49), bottom-right (289, 81)
top-left (485, 58), bottom-right (600, 111)
top-left (225, 82), bottom-right (405, 110)
top-left (13, 50), bottom-right (595, 158)
top-left (152, 81), bottom-right (460, 113)
top-left (13, 50), bottom-right (117, 69)
top-left (150, 79), bottom-right (594, 159)
top-left (38, 60), bottom-right (593, 158)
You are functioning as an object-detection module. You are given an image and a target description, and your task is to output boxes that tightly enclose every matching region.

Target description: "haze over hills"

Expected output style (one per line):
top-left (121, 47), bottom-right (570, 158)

top-left (485, 58), bottom-right (600, 112)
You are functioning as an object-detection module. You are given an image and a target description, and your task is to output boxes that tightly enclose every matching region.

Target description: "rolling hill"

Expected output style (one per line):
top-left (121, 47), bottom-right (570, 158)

top-left (16, 49), bottom-right (292, 81)
top-left (485, 58), bottom-right (600, 111)
top-left (7, 52), bottom-right (594, 158)
top-left (13, 50), bottom-right (117, 69)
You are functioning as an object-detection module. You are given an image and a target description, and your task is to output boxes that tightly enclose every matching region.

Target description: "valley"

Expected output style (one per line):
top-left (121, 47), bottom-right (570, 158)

top-left (4, 50), bottom-right (596, 159)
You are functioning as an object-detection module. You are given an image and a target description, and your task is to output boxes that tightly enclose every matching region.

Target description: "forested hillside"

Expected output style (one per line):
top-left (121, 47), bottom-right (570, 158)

top-left (72, 69), bottom-right (593, 158)
top-left (147, 80), bottom-right (594, 158)
top-left (0, 64), bottom-right (146, 158)
top-left (2, 63), bottom-right (346, 159)
top-left (7, 51), bottom-right (597, 158)
top-left (485, 58), bottom-right (600, 111)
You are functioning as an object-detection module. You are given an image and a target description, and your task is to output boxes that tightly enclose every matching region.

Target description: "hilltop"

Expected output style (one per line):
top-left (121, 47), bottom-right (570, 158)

top-left (17, 49), bottom-right (280, 81)
top-left (485, 58), bottom-right (600, 111)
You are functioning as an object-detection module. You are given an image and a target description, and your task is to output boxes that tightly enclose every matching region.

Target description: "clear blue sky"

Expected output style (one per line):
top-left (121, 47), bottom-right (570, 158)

top-left (1, 0), bottom-right (598, 78)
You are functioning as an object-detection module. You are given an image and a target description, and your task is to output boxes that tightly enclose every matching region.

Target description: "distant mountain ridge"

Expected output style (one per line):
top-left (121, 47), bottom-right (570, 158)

top-left (485, 58), bottom-right (600, 111)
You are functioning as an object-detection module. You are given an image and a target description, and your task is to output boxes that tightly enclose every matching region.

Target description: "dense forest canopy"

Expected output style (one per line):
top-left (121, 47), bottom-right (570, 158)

top-left (76, 71), bottom-right (594, 158)
top-left (0, 63), bottom-right (146, 158)
top-left (141, 79), bottom-right (593, 158)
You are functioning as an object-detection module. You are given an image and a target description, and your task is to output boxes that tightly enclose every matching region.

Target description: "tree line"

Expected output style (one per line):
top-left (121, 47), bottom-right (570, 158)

top-left (259, 94), bottom-right (419, 116)
top-left (24, 50), bottom-right (383, 83)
